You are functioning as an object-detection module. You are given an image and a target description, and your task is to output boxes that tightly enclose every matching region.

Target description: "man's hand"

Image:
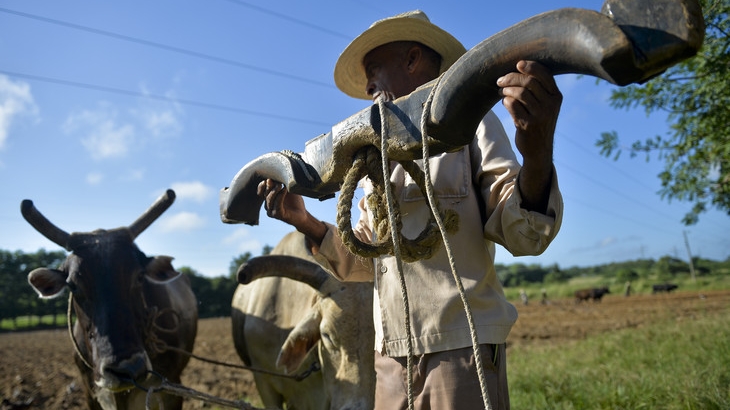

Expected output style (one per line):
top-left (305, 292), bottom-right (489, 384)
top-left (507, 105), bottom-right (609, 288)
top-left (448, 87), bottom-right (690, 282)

top-left (257, 179), bottom-right (327, 245)
top-left (257, 179), bottom-right (307, 225)
top-left (497, 60), bottom-right (562, 213)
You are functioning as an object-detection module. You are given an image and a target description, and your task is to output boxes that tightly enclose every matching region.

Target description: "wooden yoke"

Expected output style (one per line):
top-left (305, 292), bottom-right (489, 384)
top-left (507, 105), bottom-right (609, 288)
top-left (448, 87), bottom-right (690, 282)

top-left (220, 0), bottom-right (704, 226)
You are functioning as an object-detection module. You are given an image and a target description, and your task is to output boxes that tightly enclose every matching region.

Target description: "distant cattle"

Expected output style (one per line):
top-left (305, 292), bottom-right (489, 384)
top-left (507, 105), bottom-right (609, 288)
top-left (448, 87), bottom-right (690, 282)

top-left (231, 231), bottom-right (375, 410)
top-left (22, 190), bottom-right (198, 410)
top-left (652, 283), bottom-right (679, 294)
top-left (575, 286), bottom-right (611, 303)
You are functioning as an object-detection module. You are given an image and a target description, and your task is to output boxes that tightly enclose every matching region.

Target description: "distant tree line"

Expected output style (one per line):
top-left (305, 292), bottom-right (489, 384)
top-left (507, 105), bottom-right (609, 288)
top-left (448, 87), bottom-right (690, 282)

top-left (0, 249), bottom-right (68, 329)
top-left (495, 256), bottom-right (730, 288)
top-left (2, 248), bottom-right (729, 330)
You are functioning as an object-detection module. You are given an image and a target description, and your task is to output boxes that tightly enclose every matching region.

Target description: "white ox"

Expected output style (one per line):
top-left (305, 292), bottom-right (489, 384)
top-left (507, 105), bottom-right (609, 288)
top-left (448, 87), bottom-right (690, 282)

top-left (231, 231), bottom-right (374, 410)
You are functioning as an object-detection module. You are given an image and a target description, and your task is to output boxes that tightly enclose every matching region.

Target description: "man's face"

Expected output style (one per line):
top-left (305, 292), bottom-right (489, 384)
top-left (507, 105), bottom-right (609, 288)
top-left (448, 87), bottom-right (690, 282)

top-left (363, 42), bottom-right (415, 102)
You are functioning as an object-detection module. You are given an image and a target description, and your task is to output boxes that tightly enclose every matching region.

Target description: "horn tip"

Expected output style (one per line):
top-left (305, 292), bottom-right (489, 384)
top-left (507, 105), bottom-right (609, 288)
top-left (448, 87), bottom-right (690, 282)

top-left (20, 199), bottom-right (34, 216)
top-left (165, 189), bottom-right (176, 201)
top-left (236, 263), bottom-right (253, 284)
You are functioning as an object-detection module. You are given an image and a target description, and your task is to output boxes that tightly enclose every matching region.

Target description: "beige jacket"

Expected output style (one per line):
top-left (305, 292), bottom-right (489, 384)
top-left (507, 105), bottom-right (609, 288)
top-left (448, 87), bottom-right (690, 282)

top-left (312, 110), bottom-right (563, 357)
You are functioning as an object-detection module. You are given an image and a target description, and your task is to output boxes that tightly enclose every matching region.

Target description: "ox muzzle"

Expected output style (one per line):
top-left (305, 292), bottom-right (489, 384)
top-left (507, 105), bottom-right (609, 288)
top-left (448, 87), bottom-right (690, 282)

top-left (96, 350), bottom-right (151, 391)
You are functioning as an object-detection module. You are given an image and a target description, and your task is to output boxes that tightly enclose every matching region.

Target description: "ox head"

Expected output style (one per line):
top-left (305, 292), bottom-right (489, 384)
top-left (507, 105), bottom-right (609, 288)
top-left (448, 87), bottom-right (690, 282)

top-left (21, 190), bottom-right (183, 392)
top-left (238, 254), bottom-right (375, 410)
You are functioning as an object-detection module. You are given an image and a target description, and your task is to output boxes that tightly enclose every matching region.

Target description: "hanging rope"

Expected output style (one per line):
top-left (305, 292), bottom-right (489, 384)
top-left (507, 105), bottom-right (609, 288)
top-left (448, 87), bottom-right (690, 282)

top-left (334, 77), bottom-right (493, 410)
top-left (419, 86), bottom-right (493, 410)
top-left (376, 94), bottom-right (416, 410)
top-left (134, 370), bottom-right (265, 410)
top-left (67, 292), bottom-right (93, 370)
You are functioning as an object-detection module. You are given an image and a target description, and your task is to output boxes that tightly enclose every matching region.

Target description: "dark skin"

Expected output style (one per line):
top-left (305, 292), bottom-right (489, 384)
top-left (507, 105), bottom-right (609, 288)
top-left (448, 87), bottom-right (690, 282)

top-left (258, 42), bottom-right (562, 248)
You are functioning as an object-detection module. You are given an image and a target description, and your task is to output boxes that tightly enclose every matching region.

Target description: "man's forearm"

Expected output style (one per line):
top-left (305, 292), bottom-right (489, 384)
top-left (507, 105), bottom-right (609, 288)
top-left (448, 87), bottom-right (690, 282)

top-left (293, 211), bottom-right (328, 249)
top-left (517, 160), bottom-right (553, 214)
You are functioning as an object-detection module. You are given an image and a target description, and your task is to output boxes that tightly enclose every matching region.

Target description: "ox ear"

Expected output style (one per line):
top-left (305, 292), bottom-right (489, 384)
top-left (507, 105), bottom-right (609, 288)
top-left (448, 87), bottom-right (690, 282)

top-left (145, 255), bottom-right (181, 283)
top-left (28, 268), bottom-right (68, 299)
top-left (276, 309), bottom-right (322, 374)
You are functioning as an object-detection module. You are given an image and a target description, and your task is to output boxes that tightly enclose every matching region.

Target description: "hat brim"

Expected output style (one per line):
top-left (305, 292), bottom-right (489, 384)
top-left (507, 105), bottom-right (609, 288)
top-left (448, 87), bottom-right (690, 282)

top-left (334, 15), bottom-right (466, 100)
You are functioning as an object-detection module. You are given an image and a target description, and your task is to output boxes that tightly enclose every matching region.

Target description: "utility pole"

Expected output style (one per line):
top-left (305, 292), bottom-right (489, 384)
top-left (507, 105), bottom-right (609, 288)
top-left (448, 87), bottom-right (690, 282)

top-left (683, 230), bottom-right (696, 282)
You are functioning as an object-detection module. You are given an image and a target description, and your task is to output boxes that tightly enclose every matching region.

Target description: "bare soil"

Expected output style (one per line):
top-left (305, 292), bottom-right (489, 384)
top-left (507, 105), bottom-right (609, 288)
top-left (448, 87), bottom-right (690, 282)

top-left (2, 289), bottom-right (728, 409)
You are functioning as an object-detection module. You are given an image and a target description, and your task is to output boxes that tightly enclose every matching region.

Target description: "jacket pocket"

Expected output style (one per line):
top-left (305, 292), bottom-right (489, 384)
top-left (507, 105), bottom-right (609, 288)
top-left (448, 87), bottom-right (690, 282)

top-left (401, 148), bottom-right (469, 202)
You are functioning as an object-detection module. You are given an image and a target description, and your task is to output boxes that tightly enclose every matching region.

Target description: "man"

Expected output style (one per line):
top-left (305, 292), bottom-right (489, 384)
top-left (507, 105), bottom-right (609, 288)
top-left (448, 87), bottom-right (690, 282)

top-left (258, 10), bottom-right (563, 409)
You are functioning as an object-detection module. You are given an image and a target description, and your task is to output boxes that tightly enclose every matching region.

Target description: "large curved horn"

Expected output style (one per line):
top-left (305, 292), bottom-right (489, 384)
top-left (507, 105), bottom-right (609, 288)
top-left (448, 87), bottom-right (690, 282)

top-left (427, 0), bottom-right (705, 147)
top-left (237, 255), bottom-right (331, 291)
top-left (220, 0), bottom-right (704, 226)
top-left (220, 152), bottom-right (330, 225)
top-left (128, 189), bottom-right (176, 239)
top-left (20, 200), bottom-right (71, 251)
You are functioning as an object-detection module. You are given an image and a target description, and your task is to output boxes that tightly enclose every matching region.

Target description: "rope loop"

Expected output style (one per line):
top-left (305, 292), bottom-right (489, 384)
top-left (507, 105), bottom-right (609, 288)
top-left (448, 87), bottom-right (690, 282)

top-left (335, 143), bottom-right (460, 262)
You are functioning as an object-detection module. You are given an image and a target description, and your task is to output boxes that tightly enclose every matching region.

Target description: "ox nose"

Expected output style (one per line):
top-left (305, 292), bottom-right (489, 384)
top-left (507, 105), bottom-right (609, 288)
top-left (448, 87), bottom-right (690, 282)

top-left (98, 352), bottom-right (149, 390)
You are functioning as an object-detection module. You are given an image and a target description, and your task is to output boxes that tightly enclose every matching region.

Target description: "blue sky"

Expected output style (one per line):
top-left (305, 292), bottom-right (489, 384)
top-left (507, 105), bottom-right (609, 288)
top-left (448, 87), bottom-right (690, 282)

top-left (1, 0), bottom-right (727, 278)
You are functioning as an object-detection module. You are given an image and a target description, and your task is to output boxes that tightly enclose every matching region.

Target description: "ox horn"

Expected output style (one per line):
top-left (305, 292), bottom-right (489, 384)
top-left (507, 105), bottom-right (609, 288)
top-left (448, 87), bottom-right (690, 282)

top-left (20, 200), bottom-right (71, 251)
top-left (427, 0), bottom-right (705, 147)
top-left (237, 255), bottom-right (331, 291)
top-left (220, 0), bottom-right (705, 226)
top-left (128, 189), bottom-right (176, 239)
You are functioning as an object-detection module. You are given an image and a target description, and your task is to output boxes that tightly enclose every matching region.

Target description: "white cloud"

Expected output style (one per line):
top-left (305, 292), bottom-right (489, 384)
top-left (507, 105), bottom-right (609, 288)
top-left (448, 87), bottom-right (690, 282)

top-left (570, 236), bottom-right (617, 254)
top-left (86, 172), bottom-right (104, 185)
top-left (171, 181), bottom-right (214, 203)
top-left (143, 109), bottom-right (183, 138)
top-left (223, 227), bottom-right (262, 253)
top-left (63, 104), bottom-right (135, 160)
top-left (0, 75), bottom-right (38, 150)
top-left (159, 211), bottom-right (205, 232)
top-left (135, 83), bottom-right (183, 139)
top-left (120, 168), bottom-right (145, 182)
top-left (599, 236), bottom-right (617, 247)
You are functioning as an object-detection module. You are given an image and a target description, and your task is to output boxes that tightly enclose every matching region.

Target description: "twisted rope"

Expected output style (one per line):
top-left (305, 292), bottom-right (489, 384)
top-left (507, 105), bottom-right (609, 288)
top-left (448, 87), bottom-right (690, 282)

top-left (419, 87), bottom-right (493, 410)
top-left (334, 77), bottom-right (493, 410)
top-left (375, 95), bottom-right (416, 410)
top-left (67, 293), bottom-right (93, 370)
top-left (335, 141), bottom-right (458, 262)
top-left (136, 370), bottom-right (265, 410)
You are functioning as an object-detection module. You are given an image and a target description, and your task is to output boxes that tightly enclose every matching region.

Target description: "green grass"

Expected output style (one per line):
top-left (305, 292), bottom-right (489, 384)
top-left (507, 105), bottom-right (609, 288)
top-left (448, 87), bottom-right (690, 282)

top-left (1, 314), bottom-right (67, 331)
top-left (508, 312), bottom-right (730, 409)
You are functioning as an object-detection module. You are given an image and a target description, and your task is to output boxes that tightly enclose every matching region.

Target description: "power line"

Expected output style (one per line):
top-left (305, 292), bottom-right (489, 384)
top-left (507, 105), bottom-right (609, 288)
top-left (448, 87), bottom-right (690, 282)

top-left (562, 194), bottom-right (679, 237)
top-left (557, 130), bottom-right (658, 193)
top-left (0, 6), bottom-right (335, 89)
top-left (219, 0), bottom-right (352, 40)
top-left (0, 69), bottom-right (331, 127)
top-left (555, 159), bottom-right (678, 221)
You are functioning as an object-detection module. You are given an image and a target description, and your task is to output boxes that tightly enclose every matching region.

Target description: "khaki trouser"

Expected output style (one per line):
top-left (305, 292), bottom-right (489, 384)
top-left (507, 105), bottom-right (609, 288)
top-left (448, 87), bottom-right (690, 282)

top-left (374, 344), bottom-right (509, 410)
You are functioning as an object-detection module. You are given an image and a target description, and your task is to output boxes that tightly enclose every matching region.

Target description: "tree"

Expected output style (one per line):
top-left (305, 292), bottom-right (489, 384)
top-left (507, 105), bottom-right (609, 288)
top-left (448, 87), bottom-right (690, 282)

top-left (228, 252), bottom-right (252, 279)
top-left (0, 249), bottom-right (66, 328)
top-left (227, 244), bottom-right (273, 279)
top-left (615, 268), bottom-right (640, 283)
top-left (596, 0), bottom-right (729, 225)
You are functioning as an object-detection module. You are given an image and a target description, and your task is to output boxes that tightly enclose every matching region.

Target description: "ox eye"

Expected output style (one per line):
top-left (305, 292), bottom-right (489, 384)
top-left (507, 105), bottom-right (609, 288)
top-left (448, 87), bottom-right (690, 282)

top-left (66, 281), bottom-right (78, 293)
top-left (321, 332), bottom-right (335, 348)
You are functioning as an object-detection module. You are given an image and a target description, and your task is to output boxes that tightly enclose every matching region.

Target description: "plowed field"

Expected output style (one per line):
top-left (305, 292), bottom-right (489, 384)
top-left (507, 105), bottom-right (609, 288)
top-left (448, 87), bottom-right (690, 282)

top-left (2, 289), bottom-right (728, 409)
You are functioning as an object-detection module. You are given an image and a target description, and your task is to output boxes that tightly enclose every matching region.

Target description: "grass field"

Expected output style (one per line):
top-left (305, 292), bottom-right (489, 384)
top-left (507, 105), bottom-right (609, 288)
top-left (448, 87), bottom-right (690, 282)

top-left (0, 314), bottom-right (66, 331)
top-left (508, 310), bottom-right (730, 409)
top-left (503, 273), bottom-right (730, 301)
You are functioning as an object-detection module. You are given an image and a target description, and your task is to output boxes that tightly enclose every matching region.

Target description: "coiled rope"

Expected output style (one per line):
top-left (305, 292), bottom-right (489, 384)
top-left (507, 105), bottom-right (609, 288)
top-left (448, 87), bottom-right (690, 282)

top-left (334, 79), bottom-right (493, 410)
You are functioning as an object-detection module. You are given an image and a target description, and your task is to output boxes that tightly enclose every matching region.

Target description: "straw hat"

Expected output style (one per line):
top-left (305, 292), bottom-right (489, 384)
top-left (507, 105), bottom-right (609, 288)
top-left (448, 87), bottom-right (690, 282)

top-left (334, 10), bottom-right (467, 100)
